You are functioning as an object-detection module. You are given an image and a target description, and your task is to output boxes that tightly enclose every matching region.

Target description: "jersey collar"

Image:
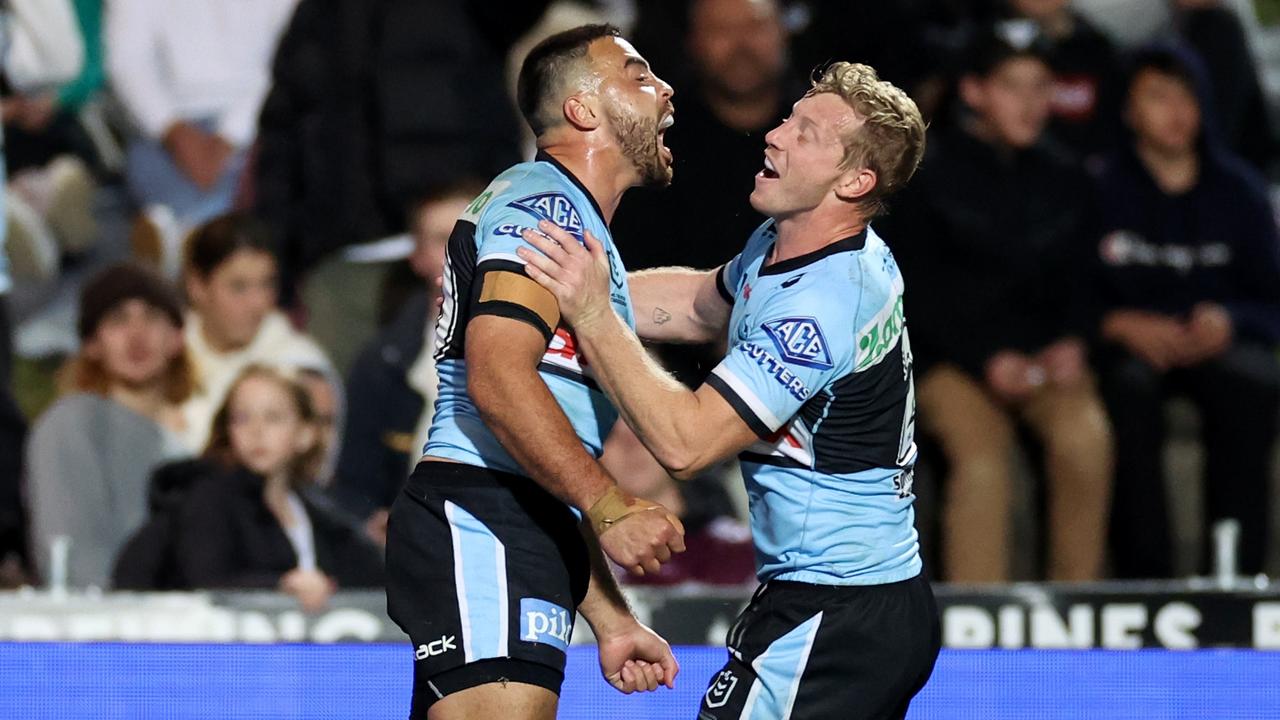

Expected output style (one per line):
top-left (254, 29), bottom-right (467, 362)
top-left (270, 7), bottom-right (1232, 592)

top-left (759, 224), bottom-right (868, 276)
top-left (535, 150), bottom-right (608, 223)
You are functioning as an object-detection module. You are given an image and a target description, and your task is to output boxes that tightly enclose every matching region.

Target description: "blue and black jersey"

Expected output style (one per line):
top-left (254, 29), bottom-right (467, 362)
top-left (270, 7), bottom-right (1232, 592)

top-left (707, 220), bottom-right (921, 586)
top-left (424, 151), bottom-right (635, 478)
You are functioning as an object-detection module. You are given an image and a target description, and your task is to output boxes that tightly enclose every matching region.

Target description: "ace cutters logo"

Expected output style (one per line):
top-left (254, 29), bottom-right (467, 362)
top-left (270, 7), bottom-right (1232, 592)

top-left (508, 192), bottom-right (584, 243)
top-left (762, 317), bottom-right (833, 370)
top-left (704, 669), bottom-right (739, 709)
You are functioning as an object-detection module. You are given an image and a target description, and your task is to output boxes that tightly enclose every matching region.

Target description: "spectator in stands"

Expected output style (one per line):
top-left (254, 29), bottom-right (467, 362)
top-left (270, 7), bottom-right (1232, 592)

top-left (3, 0), bottom-right (103, 175)
top-left (180, 212), bottom-right (334, 451)
top-left (2, 0), bottom-right (91, 286)
top-left (881, 29), bottom-right (1113, 582)
top-left (173, 365), bottom-right (382, 610)
top-left (105, 0), bottom-right (298, 274)
top-left (253, 0), bottom-right (548, 301)
top-left (26, 264), bottom-right (193, 587)
top-left (1172, 0), bottom-right (1277, 176)
top-left (1096, 45), bottom-right (1280, 578)
top-left (1003, 0), bottom-right (1123, 164)
top-left (329, 185), bottom-right (475, 544)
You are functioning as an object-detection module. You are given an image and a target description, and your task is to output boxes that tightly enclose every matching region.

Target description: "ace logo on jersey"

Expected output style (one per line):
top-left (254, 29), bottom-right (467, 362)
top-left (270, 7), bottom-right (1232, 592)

top-left (509, 192), bottom-right (584, 243)
top-left (763, 317), bottom-right (833, 370)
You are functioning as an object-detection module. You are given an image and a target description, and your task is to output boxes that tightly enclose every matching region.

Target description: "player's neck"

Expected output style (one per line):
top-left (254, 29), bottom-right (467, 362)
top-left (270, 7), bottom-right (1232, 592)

top-left (771, 207), bottom-right (867, 264)
top-left (537, 142), bottom-right (635, 224)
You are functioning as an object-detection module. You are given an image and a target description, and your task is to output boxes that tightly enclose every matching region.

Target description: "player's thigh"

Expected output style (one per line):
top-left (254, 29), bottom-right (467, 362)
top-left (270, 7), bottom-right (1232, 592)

top-left (387, 462), bottom-right (589, 716)
top-left (428, 680), bottom-right (558, 720)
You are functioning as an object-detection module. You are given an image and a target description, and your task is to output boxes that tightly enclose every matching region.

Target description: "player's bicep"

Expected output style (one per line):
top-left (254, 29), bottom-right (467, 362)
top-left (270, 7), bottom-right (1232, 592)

top-left (471, 260), bottom-right (561, 343)
top-left (465, 313), bottom-right (548, 374)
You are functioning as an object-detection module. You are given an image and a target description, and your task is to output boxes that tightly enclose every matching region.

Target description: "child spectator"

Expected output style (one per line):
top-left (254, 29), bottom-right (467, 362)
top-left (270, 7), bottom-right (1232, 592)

top-left (173, 365), bottom-right (381, 610)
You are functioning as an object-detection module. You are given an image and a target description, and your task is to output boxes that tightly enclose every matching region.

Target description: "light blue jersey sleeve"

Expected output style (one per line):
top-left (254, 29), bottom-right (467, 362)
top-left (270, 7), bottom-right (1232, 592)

top-left (706, 292), bottom-right (856, 438)
top-left (473, 177), bottom-right (594, 266)
top-left (465, 172), bottom-right (597, 343)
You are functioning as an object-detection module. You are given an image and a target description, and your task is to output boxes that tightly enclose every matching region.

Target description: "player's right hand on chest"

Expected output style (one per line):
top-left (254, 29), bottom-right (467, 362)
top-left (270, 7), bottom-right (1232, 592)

top-left (589, 487), bottom-right (687, 576)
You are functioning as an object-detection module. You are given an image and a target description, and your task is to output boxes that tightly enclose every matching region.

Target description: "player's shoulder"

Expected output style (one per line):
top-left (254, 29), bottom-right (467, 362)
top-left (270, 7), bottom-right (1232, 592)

top-left (463, 161), bottom-right (557, 223)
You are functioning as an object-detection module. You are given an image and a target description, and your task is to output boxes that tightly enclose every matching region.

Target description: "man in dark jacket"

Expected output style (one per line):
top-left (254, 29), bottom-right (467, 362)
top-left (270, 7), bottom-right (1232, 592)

top-left (880, 29), bottom-right (1113, 583)
top-left (253, 0), bottom-right (550, 293)
top-left (1095, 45), bottom-right (1280, 579)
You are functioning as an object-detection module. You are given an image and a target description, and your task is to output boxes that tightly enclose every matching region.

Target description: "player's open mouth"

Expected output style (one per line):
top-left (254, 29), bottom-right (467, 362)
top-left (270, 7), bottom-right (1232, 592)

top-left (658, 114), bottom-right (674, 163)
top-left (758, 155), bottom-right (780, 180)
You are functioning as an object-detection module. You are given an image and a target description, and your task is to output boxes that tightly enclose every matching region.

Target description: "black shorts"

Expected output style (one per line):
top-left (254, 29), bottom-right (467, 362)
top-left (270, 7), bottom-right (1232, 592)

top-left (698, 574), bottom-right (940, 720)
top-left (385, 461), bottom-right (590, 718)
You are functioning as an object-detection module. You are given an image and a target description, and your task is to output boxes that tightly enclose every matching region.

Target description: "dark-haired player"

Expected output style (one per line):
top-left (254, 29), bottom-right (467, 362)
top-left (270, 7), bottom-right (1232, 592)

top-left (384, 24), bottom-right (684, 720)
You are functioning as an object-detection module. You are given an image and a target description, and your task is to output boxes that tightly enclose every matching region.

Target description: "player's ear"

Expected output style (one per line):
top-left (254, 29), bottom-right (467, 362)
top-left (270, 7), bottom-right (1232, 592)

top-left (834, 167), bottom-right (876, 203)
top-left (563, 94), bottom-right (601, 131)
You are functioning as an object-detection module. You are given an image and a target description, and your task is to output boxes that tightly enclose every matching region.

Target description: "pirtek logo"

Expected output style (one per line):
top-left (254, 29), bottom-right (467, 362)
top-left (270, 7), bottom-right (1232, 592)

top-left (414, 635), bottom-right (457, 660)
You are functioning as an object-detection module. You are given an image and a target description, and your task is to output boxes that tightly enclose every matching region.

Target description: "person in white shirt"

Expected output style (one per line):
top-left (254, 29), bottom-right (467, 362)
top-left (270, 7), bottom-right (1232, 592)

top-left (104, 0), bottom-right (298, 267)
top-left (179, 211), bottom-right (334, 451)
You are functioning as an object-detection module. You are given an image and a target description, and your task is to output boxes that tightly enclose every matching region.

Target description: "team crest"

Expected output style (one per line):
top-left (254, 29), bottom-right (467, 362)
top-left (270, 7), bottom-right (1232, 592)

top-left (508, 192), bottom-right (584, 243)
top-left (762, 317), bottom-right (833, 370)
top-left (704, 669), bottom-right (739, 709)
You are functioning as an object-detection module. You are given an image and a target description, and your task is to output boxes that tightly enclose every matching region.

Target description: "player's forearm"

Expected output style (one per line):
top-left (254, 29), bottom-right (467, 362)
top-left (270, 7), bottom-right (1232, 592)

top-left (576, 519), bottom-right (636, 638)
top-left (469, 361), bottom-right (614, 512)
top-left (577, 311), bottom-right (708, 477)
top-left (629, 268), bottom-right (724, 343)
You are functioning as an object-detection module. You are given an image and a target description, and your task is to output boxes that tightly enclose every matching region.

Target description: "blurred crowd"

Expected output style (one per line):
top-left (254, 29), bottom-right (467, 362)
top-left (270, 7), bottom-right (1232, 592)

top-left (0, 0), bottom-right (1278, 609)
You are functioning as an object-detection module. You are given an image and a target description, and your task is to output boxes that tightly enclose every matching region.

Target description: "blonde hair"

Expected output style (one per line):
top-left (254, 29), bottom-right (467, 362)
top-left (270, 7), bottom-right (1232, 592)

top-left (806, 62), bottom-right (927, 216)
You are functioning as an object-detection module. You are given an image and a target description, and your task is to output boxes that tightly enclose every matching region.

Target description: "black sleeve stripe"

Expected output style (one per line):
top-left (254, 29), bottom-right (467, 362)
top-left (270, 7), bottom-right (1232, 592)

top-left (471, 258), bottom-right (557, 344)
top-left (476, 258), bottom-right (530, 275)
top-left (705, 373), bottom-right (772, 439)
top-left (472, 300), bottom-right (555, 345)
top-left (715, 264), bottom-right (734, 305)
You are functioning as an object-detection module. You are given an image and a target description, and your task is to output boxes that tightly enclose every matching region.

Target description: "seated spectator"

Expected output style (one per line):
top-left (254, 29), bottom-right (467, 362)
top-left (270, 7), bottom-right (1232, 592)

top-left (105, 0), bottom-right (298, 273)
top-left (1095, 45), bottom-right (1280, 578)
top-left (27, 263), bottom-right (192, 587)
top-left (3, 0), bottom-right (104, 177)
top-left (880, 29), bottom-right (1113, 582)
top-left (1173, 0), bottom-right (1277, 176)
top-left (329, 186), bottom-right (475, 544)
top-left (180, 212), bottom-right (334, 450)
top-left (2, 0), bottom-right (92, 285)
top-left (172, 365), bottom-right (382, 609)
top-left (1003, 0), bottom-right (1123, 164)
